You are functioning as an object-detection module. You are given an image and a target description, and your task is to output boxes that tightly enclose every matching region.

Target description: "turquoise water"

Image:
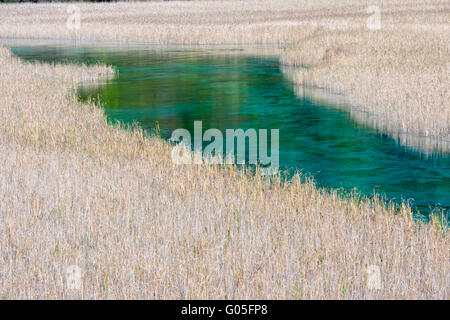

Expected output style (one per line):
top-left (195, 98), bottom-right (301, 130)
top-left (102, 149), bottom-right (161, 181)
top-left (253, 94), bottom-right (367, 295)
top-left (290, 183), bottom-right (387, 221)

top-left (9, 43), bottom-right (449, 220)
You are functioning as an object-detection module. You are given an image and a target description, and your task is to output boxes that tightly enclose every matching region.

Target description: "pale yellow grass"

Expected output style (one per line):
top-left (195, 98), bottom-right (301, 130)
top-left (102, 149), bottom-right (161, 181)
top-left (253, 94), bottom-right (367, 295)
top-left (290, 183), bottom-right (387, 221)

top-left (0, 0), bottom-right (448, 152)
top-left (281, 27), bottom-right (449, 153)
top-left (0, 47), bottom-right (448, 299)
top-left (0, 1), bottom-right (449, 299)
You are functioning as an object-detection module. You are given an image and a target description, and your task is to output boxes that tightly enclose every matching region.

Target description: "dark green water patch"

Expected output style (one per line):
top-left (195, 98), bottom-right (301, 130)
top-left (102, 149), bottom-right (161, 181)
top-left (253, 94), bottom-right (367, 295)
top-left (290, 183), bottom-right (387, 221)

top-left (9, 43), bottom-right (450, 222)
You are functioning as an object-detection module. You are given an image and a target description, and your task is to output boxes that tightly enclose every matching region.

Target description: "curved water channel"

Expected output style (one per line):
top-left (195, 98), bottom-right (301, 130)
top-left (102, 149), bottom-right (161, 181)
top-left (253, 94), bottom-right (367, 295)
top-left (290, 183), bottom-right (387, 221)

top-left (6, 41), bottom-right (450, 221)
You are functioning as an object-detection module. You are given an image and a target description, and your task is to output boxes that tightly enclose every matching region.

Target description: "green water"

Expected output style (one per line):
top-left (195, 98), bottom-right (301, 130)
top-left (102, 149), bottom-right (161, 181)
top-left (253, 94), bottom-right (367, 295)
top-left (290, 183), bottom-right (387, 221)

top-left (9, 43), bottom-right (450, 220)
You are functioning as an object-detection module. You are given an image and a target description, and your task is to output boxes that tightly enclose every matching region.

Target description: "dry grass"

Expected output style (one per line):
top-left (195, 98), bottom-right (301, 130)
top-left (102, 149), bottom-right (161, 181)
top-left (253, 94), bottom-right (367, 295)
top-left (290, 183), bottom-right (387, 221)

top-left (281, 27), bottom-right (449, 153)
top-left (0, 46), bottom-right (448, 299)
top-left (0, 0), bottom-right (448, 152)
top-left (0, 1), bottom-right (448, 299)
top-left (1, 1), bottom-right (445, 45)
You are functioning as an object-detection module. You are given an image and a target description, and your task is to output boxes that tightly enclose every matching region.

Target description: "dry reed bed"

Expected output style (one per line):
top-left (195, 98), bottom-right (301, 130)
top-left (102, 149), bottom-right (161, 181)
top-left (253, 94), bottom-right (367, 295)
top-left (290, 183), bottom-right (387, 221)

top-left (281, 27), bottom-right (449, 153)
top-left (0, 0), bottom-right (448, 152)
top-left (1, 1), bottom-right (446, 44)
top-left (0, 47), bottom-right (448, 299)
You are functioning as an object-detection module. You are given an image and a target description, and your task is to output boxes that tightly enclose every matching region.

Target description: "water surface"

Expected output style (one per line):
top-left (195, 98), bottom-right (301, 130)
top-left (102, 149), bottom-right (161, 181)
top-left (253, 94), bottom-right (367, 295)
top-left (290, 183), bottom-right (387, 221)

top-left (9, 42), bottom-right (450, 220)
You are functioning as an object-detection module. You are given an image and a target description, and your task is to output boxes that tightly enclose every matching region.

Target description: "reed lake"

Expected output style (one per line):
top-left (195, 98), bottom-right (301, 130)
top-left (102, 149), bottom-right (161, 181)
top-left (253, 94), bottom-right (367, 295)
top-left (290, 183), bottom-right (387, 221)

top-left (6, 41), bottom-right (449, 221)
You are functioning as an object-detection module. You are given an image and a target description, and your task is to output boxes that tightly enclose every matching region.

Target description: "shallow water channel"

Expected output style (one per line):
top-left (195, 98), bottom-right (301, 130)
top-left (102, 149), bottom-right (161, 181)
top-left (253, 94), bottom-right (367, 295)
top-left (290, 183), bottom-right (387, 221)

top-left (7, 41), bottom-right (449, 221)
